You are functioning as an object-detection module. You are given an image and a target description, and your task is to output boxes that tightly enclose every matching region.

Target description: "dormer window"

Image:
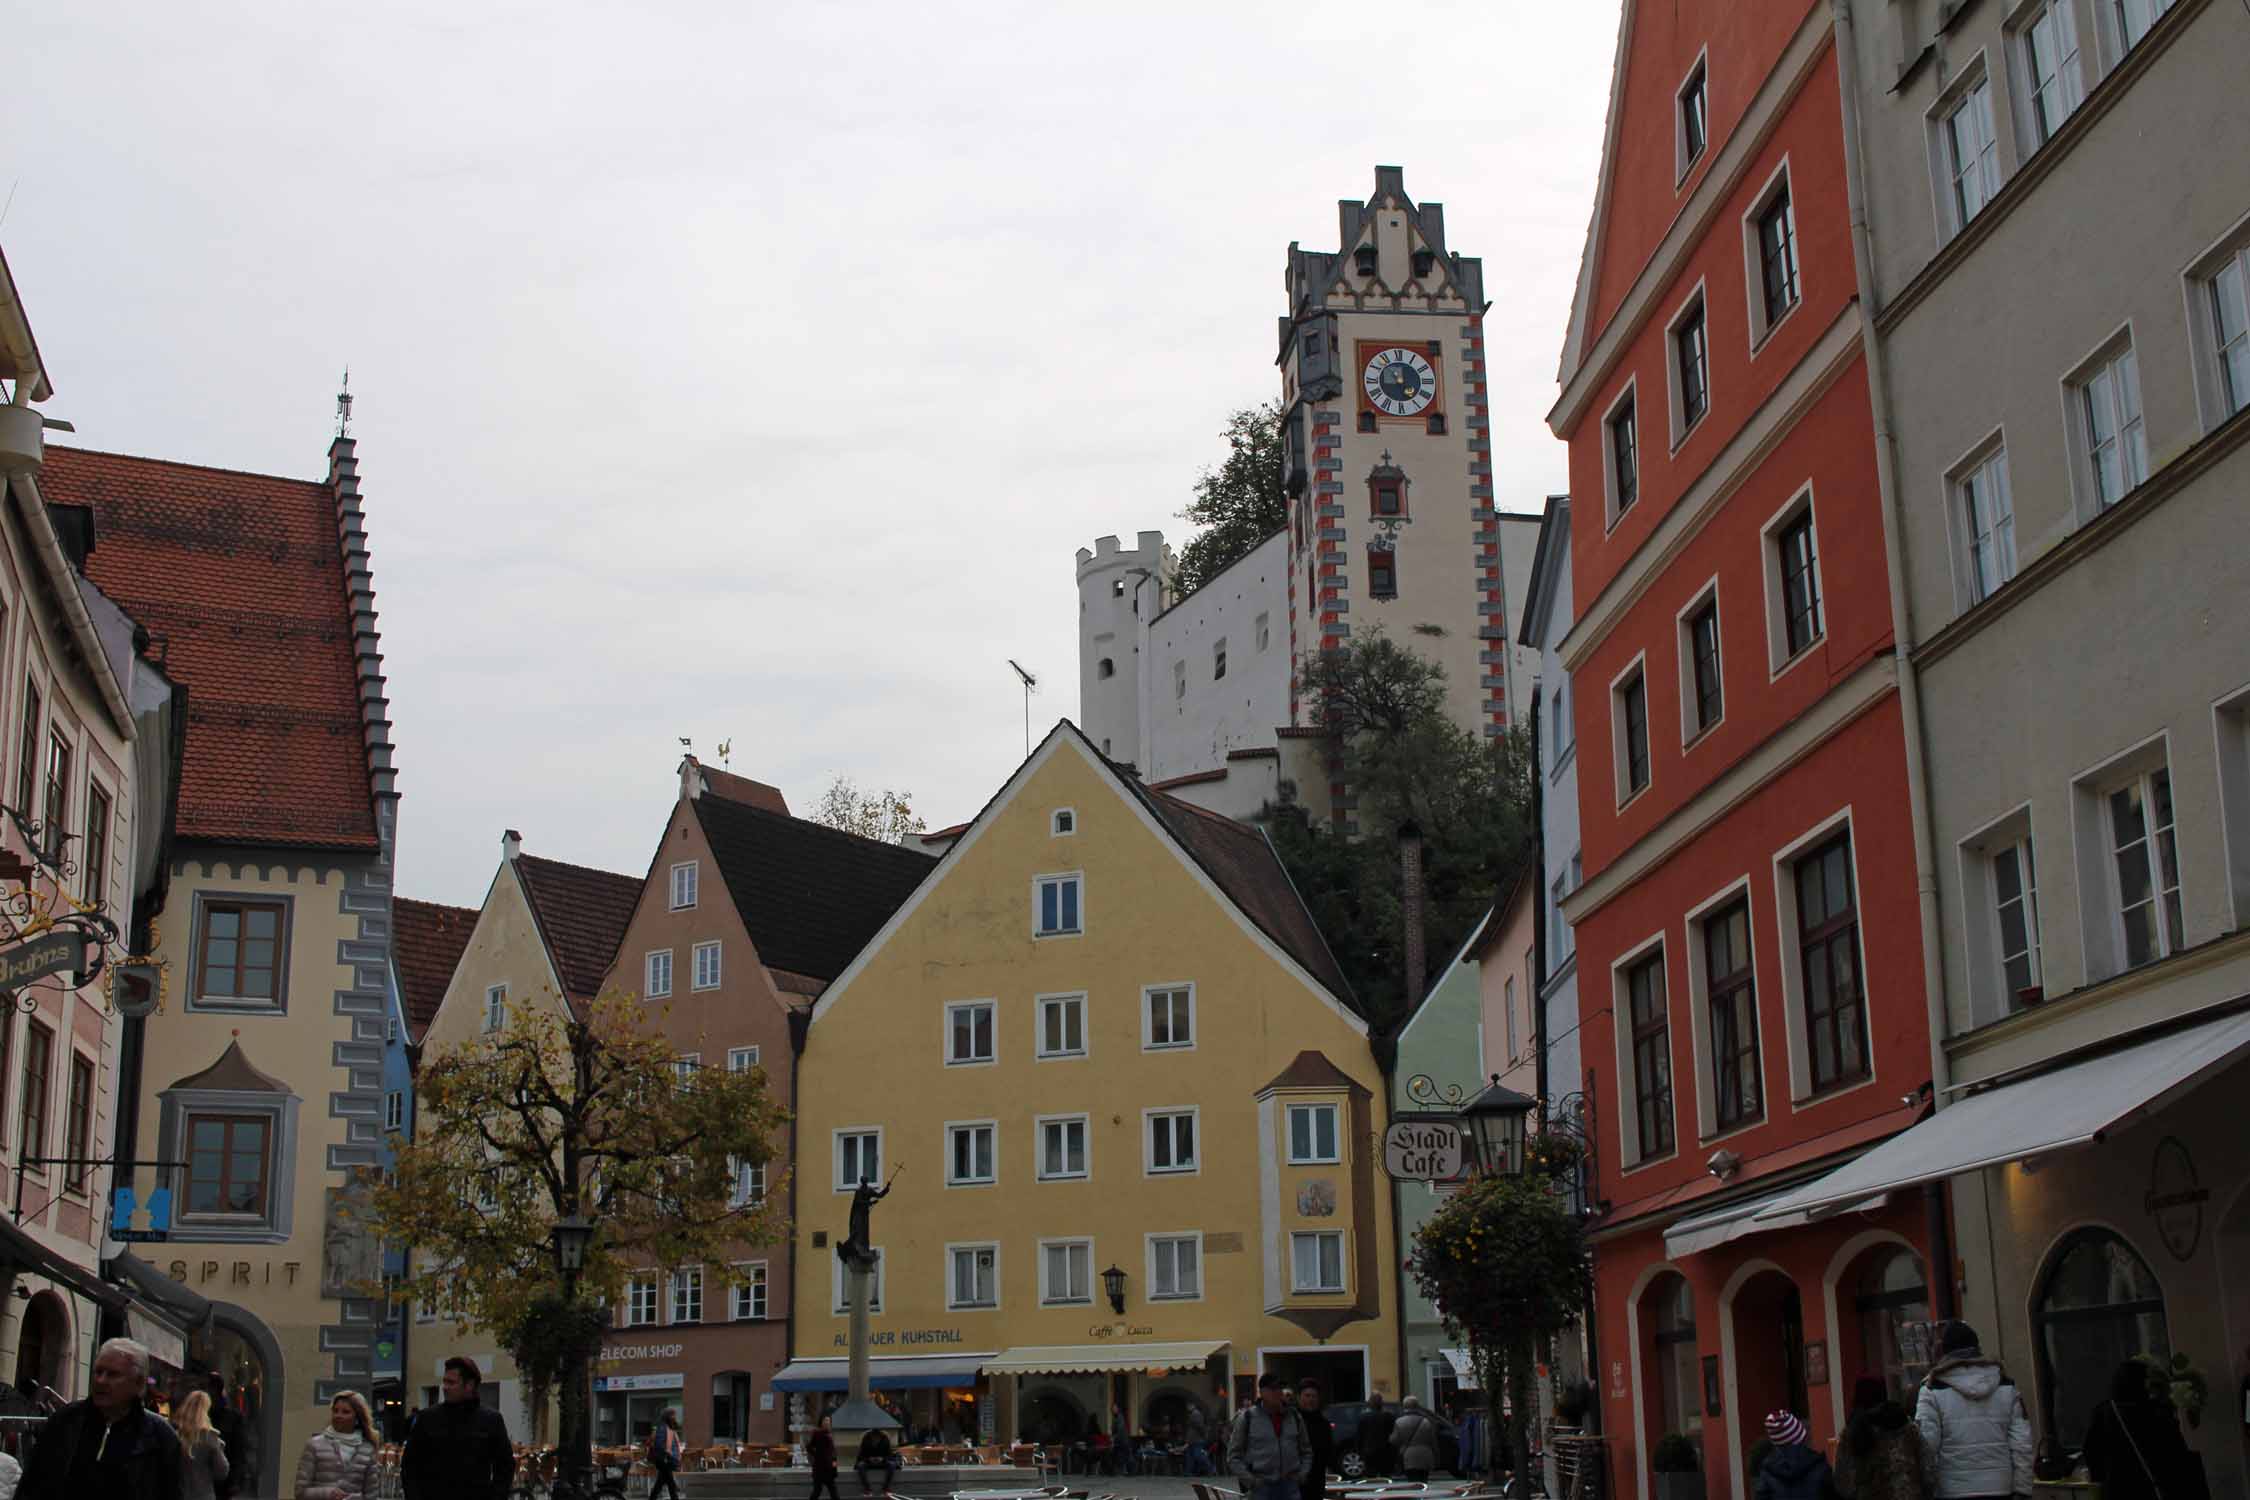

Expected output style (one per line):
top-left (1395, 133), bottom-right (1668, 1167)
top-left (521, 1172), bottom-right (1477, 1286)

top-left (1096, 658), bottom-right (1114, 680)
top-left (1354, 244), bottom-right (1378, 277)
top-left (1376, 486), bottom-right (1401, 517)
top-left (1411, 248), bottom-right (1436, 278)
top-left (1366, 454), bottom-right (1409, 519)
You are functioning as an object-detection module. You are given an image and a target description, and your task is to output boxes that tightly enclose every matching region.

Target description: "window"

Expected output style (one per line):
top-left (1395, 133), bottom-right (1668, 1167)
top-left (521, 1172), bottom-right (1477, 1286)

top-left (1652, 1276), bottom-right (1704, 1443)
top-left (484, 984), bottom-right (507, 1033)
top-left (949, 1244), bottom-right (999, 1309)
top-left (2203, 244), bottom-right (2250, 419)
top-left (948, 1122), bottom-right (996, 1186)
top-left (192, 898), bottom-right (287, 1009)
top-left (183, 1112), bottom-right (266, 1215)
top-left (2075, 345), bottom-right (2146, 510)
top-left (836, 1129), bottom-right (881, 1190)
top-left (1607, 392), bottom-right (1639, 518)
top-left (1150, 1234), bottom-right (1201, 1300)
top-left (1290, 1230), bottom-right (1346, 1293)
top-left (1213, 639), bottom-right (1228, 680)
top-left (1286, 1102), bottom-right (1340, 1164)
top-left (671, 1266), bottom-right (703, 1324)
top-left (1505, 976), bottom-right (1519, 1060)
top-left (1256, 612), bottom-right (1271, 652)
top-left (1940, 77), bottom-right (2001, 235)
top-left (1035, 874), bottom-right (1081, 937)
top-left (674, 1053), bottom-right (701, 1084)
top-left (12, 680), bottom-right (38, 819)
top-left (1796, 833), bottom-right (1868, 1091)
top-left (669, 861), bottom-right (697, 910)
top-left (1685, 596), bottom-right (1723, 737)
top-left (1672, 296), bottom-right (1711, 436)
top-left (1051, 808), bottom-right (1075, 836)
top-left (1615, 664), bottom-right (1650, 802)
top-left (1036, 993), bottom-right (1086, 1059)
top-left (946, 1000), bottom-right (995, 1065)
top-left (691, 941), bottom-right (722, 991)
top-left (1040, 1239), bottom-right (1093, 1305)
top-left (2111, 0), bottom-right (2176, 52)
top-left (2107, 767), bottom-right (2183, 968)
top-left (1993, 836), bottom-right (2043, 1001)
top-left (626, 1276), bottom-right (659, 1327)
top-left (729, 1157), bottom-right (767, 1207)
top-left (733, 1263), bottom-right (769, 1320)
top-left (1626, 951), bottom-right (1673, 1159)
top-left (1773, 504), bottom-right (1824, 659)
top-left (1856, 1249), bottom-right (1933, 1400)
top-left (1147, 1109), bottom-right (1197, 1174)
top-left (1753, 178), bottom-right (1800, 334)
top-left (2035, 1229), bottom-right (2169, 1449)
top-left (1096, 657), bottom-right (1114, 680)
top-left (1037, 1115), bottom-right (1089, 1180)
top-left (1374, 483), bottom-right (1402, 517)
top-left (81, 783), bottom-right (110, 905)
top-left (41, 730), bottom-right (69, 852)
top-left (385, 1090), bottom-right (405, 1132)
top-left (1144, 985), bottom-right (1194, 1049)
top-left (63, 1054), bottom-right (92, 1191)
top-left (1946, 444), bottom-right (2018, 605)
top-left (1174, 660), bottom-right (1187, 701)
top-left (1704, 901), bottom-right (1761, 1131)
top-left (1676, 56), bottom-right (1709, 179)
top-left (1551, 872), bottom-right (1575, 963)
top-left (645, 950), bottom-right (672, 998)
top-left (1368, 548), bottom-right (1398, 600)
top-left (1112, 578), bottom-right (1126, 598)
top-left (727, 1046), bottom-right (760, 1072)
top-left (2018, 0), bottom-right (2084, 145)
top-left (832, 1251), bottom-right (884, 1313)
top-left (1551, 681), bottom-right (1574, 763)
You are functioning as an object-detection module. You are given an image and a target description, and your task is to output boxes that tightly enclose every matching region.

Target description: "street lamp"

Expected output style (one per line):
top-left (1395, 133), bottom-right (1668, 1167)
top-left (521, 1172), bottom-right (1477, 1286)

top-left (1101, 1263), bottom-right (1127, 1315)
top-left (550, 1216), bottom-right (597, 1500)
top-left (1460, 1075), bottom-right (1535, 1177)
top-left (552, 1216), bottom-right (594, 1274)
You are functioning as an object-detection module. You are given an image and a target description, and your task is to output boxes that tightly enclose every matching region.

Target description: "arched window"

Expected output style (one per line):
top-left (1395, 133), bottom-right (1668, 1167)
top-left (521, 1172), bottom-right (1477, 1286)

top-left (1650, 1274), bottom-right (1702, 1444)
top-left (1853, 1246), bottom-right (1931, 1399)
top-left (2034, 1228), bottom-right (2169, 1451)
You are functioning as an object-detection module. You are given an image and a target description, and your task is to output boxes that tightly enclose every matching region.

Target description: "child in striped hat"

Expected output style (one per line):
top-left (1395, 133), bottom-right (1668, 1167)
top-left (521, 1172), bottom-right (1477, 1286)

top-left (1754, 1408), bottom-right (1838, 1500)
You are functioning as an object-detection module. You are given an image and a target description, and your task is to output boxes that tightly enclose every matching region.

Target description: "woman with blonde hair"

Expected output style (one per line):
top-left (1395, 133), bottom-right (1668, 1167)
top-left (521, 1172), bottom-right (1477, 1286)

top-left (296, 1390), bottom-right (378, 1500)
top-left (175, 1389), bottom-right (233, 1500)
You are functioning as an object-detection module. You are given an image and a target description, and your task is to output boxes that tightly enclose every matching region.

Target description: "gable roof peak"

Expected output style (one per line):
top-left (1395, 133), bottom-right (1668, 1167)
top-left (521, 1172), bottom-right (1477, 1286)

top-left (510, 847), bottom-right (642, 1006)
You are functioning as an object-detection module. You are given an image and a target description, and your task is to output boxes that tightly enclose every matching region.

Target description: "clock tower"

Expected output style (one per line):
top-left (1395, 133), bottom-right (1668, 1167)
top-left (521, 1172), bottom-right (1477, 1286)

top-left (1279, 167), bottom-right (1512, 755)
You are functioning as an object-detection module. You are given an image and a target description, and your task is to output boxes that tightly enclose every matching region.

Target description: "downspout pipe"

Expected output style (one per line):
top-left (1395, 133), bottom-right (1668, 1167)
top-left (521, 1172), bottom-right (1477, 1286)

top-left (1829, 0), bottom-right (1957, 1319)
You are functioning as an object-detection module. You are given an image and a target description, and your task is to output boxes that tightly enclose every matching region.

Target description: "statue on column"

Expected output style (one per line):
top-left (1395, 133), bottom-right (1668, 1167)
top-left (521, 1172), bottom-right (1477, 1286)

top-left (837, 1169), bottom-right (896, 1270)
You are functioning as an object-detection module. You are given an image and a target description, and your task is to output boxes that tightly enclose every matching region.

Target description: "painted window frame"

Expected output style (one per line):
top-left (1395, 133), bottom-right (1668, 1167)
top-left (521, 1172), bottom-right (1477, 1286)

top-left (1770, 810), bottom-right (1874, 1102)
top-left (1143, 983), bottom-right (1196, 1051)
top-left (1051, 808), bottom-right (1076, 836)
top-left (670, 1265), bottom-right (703, 1325)
top-left (645, 949), bottom-right (673, 999)
top-left (727, 1045), bottom-right (760, 1072)
top-left (1957, 803), bottom-right (2045, 1026)
top-left (669, 861), bottom-right (698, 911)
top-left (1035, 1113), bottom-right (1091, 1182)
top-left (157, 1082), bottom-right (302, 1244)
top-left (1946, 432), bottom-right (2018, 608)
top-left (1145, 1106), bottom-right (1200, 1176)
top-left (831, 1246), bottom-right (885, 1315)
top-left (1741, 159), bottom-right (1802, 351)
top-left (946, 1119), bottom-right (998, 1187)
top-left (1285, 1101), bottom-right (1341, 1165)
top-left (1927, 56), bottom-right (2004, 244)
top-left (731, 1261), bottom-right (769, 1321)
top-left (1602, 380), bottom-right (1640, 528)
top-left (2006, 0), bottom-right (2087, 148)
top-left (1035, 992), bottom-right (1088, 1060)
top-left (691, 940), bottom-right (723, 992)
top-left (833, 1126), bottom-right (883, 1192)
top-left (2181, 211), bottom-right (2250, 433)
top-left (625, 1276), bottom-right (660, 1327)
top-left (1760, 485), bottom-right (1825, 676)
top-left (1147, 1232), bottom-right (1203, 1302)
top-left (944, 998), bottom-right (998, 1067)
top-left (2060, 327), bottom-right (2147, 519)
top-left (81, 779), bottom-right (111, 907)
top-left (1289, 1229), bottom-right (1348, 1294)
top-left (1033, 872), bottom-right (1084, 938)
top-left (1676, 581), bottom-right (1724, 747)
top-left (186, 891), bottom-right (294, 1014)
top-left (946, 1242), bottom-right (1001, 1311)
top-left (1666, 283), bottom-right (1713, 447)
top-left (1037, 1236), bottom-right (1094, 1306)
top-left (1675, 50), bottom-right (1711, 185)
top-left (2073, 737), bottom-right (2183, 979)
top-left (1611, 653), bottom-right (1651, 808)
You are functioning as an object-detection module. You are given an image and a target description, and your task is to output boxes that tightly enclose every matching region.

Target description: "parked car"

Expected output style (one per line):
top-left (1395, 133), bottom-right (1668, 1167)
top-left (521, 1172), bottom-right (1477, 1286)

top-left (1322, 1403), bottom-right (1464, 1479)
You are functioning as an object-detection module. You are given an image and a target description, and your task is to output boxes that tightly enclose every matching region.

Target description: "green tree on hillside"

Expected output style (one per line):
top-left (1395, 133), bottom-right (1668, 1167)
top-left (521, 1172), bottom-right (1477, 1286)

top-left (1174, 402), bottom-right (1285, 596)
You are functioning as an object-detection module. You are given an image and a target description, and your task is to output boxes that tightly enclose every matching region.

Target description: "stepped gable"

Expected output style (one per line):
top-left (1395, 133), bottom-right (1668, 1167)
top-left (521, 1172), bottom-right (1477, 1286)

top-left (514, 853), bottom-right (642, 1006)
top-left (44, 445), bottom-right (377, 849)
top-left (393, 896), bottom-right (477, 1042)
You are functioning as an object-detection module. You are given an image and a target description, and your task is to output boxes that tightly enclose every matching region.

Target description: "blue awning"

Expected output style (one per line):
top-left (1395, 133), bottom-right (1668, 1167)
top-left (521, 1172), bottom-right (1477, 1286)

top-left (770, 1354), bottom-right (995, 1392)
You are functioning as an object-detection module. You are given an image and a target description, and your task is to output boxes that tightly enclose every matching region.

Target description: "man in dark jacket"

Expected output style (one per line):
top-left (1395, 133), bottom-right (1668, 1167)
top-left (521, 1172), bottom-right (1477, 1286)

top-left (19, 1337), bottom-right (182, 1500)
top-left (1356, 1394), bottom-right (1397, 1478)
top-left (1295, 1382), bottom-right (1333, 1500)
top-left (204, 1375), bottom-right (246, 1500)
top-left (402, 1357), bottom-right (515, 1500)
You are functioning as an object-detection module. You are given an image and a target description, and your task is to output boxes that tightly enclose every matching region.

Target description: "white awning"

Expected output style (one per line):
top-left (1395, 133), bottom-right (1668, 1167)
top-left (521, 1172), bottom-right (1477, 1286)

top-left (982, 1340), bottom-right (1228, 1376)
top-left (770, 1353), bottom-right (996, 1392)
top-left (1438, 1348), bottom-right (1480, 1390)
top-left (1755, 1008), bottom-right (2250, 1223)
top-left (1664, 1183), bottom-right (1890, 1259)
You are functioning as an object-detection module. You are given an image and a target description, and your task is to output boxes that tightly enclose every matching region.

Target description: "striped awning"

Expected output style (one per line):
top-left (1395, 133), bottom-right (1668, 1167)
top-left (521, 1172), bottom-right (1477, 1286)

top-left (982, 1341), bottom-right (1227, 1376)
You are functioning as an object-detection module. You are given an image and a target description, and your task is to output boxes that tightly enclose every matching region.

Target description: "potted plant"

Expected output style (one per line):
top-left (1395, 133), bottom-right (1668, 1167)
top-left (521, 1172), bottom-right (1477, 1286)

top-left (1651, 1433), bottom-right (1704, 1500)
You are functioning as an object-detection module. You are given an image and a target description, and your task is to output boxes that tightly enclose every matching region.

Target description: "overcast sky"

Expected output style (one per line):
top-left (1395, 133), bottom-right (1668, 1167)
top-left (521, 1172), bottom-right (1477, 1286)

top-left (12, 2), bottom-right (1619, 907)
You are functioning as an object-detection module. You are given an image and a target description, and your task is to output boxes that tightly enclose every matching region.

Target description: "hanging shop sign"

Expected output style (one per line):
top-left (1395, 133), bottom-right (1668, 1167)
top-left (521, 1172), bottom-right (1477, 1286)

top-left (1382, 1119), bottom-right (1466, 1181)
top-left (0, 930), bottom-right (84, 990)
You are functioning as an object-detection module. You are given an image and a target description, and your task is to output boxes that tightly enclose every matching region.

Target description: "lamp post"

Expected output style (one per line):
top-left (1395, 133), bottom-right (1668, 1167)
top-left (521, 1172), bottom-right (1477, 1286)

top-left (551, 1215), bottom-right (596, 1500)
top-left (1458, 1075), bottom-right (1535, 1177)
top-left (1101, 1263), bottom-right (1127, 1315)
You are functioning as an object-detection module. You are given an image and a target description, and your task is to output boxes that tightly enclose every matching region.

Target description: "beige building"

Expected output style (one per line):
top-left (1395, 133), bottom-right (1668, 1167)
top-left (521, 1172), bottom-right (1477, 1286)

top-left (44, 419), bottom-right (400, 1492)
top-left (1757, 1), bottom-right (2250, 1486)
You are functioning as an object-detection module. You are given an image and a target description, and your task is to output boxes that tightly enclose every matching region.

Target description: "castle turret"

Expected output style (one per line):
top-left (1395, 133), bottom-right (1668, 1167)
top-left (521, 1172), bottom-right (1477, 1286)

top-left (1074, 530), bottom-right (1173, 768)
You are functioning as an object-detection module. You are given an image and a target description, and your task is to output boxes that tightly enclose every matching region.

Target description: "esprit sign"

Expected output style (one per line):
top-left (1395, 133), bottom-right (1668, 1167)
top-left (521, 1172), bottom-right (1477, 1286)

top-left (1382, 1120), bottom-right (1465, 1181)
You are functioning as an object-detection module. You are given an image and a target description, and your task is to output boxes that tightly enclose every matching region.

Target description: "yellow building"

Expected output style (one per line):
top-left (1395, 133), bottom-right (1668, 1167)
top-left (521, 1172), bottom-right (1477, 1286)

top-left (784, 722), bottom-right (1398, 1446)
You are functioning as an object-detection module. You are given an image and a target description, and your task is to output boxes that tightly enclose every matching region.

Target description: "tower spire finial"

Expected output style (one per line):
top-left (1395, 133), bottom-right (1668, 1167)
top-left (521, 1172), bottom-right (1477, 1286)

top-left (335, 367), bottom-right (354, 438)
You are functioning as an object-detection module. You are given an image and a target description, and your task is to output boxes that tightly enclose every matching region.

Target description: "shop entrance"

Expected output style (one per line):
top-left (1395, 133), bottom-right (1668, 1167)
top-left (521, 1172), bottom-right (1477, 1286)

top-left (1260, 1348), bottom-right (1367, 1402)
top-left (13, 1292), bottom-right (68, 1398)
top-left (711, 1372), bottom-right (753, 1442)
top-left (1728, 1270), bottom-right (1808, 1472)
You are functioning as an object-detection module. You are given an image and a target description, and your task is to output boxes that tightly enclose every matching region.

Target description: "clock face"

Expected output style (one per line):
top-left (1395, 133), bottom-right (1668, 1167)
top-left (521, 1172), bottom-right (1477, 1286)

top-left (1362, 347), bottom-right (1438, 417)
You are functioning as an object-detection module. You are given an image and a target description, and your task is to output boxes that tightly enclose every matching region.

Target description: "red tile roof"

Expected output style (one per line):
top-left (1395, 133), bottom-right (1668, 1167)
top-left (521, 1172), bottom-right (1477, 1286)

top-left (43, 446), bottom-right (378, 849)
top-left (393, 896), bottom-right (477, 1043)
top-left (513, 853), bottom-right (642, 1005)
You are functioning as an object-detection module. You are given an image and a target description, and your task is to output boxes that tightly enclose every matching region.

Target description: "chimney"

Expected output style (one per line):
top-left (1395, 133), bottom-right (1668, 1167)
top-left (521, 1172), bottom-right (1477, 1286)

top-left (1398, 819), bottom-right (1426, 1014)
top-left (678, 754), bottom-right (705, 802)
top-left (502, 829), bottom-right (522, 862)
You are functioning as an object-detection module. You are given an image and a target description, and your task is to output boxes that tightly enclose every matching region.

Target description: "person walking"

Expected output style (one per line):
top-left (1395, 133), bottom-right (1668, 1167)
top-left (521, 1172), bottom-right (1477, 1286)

top-left (1356, 1393), bottom-right (1397, 1479)
top-left (1834, 1377), bottom-right (1925, 1500)
top-left (17, 1338), bottom-right (183, 1500)
top-left (173, 1390), bottom-right (231, 1500)
top-left (1913, 1322), bottom-right (2031, 1500)
top-left (807, 1417), bottom-right (841, 1500)
top-left (1391, 1397), bottom-right (1439, 1483)
top-left (1295, 1383), bottom-right (1334, 1500)
top-left (1752, 1411), bottom-right (1837, 1500)
top-left (1228, 1374), bottom-right (1312, 1500)
top-left (645, 1411), bottom-right (685, 1500)
top-left (401, 1357), bottom-right (515, 1500)
top-left (296, 1392), bottom-right (378, 1500)
top-left (2081, 1359), bottom-right (2199, 1500)
top-left (203, 1378), bottom-right (246, 1500)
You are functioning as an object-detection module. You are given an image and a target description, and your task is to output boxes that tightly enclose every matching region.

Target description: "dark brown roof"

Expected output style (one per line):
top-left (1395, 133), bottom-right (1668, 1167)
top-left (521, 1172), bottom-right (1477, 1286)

top-left (514, 853), bottom-right (643, 1004)
top-left (394, 896), bottom-right (477, 1043)
top-left (1260, 1049), bottom-right (1370, 1097)
top-left (691, 791), bottom-right (936, 982)
top-left (695, 765), bottom-right (789, 815)
top-left (49, 446), bottom-right (379, 850)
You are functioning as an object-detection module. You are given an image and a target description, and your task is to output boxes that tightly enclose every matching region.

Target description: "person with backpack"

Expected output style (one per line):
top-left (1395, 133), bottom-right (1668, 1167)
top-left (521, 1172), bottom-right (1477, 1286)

top-left (1753, 1410), bottom-right (1838, 1500)
top-left (1913, 1322), bottom-right (2032, 1499)
top-left (1390, 1396), bottom-right (1439, 1482)
top-left (1229, 1373), bottom-right (1313, 1500)
top-left (646, 1411), bottom-right (685, 1500)
top-left (1834, 1376), bottom-right (1926, 1500)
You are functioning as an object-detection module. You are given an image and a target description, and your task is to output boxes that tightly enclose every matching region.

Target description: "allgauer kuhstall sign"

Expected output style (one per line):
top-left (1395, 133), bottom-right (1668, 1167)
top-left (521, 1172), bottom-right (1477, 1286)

top-left (1382, 1119), bottom-right (1466, 1181)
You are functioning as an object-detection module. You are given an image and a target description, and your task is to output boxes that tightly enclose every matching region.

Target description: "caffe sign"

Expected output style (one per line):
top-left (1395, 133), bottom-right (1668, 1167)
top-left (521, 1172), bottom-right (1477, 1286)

top-left (1383, 1119), bottom-right (1465, 1181)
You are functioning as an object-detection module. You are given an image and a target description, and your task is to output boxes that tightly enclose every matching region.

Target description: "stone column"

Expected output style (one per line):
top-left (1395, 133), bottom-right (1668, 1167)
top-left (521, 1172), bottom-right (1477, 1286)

top-left (827, 1256), bottom-right (900, 1466)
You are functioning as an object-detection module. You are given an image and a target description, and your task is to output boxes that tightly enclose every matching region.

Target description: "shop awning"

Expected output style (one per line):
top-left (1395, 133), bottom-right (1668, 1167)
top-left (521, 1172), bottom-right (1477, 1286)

top-left (1755, 1007), bottom-right (2250, 1224)
top-left (1664, 1182), bottom-right (1890, 1259)
top-left (0, 1217), bottom-right (125, 1311)
top-left (770, 1354), bottom-right (996, 1392)
top-left (1438, 1349), bottom-right (1479, 1391)
top-left (982, 1341), bottom-right (1227, 1376)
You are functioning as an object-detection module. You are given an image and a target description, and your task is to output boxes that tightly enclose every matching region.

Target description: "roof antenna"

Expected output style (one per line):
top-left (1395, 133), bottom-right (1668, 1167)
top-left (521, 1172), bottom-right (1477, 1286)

top-left (1007, 660), bottom-right (1039, 759)
top-left (334, 368), bottom-right (353, 438)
